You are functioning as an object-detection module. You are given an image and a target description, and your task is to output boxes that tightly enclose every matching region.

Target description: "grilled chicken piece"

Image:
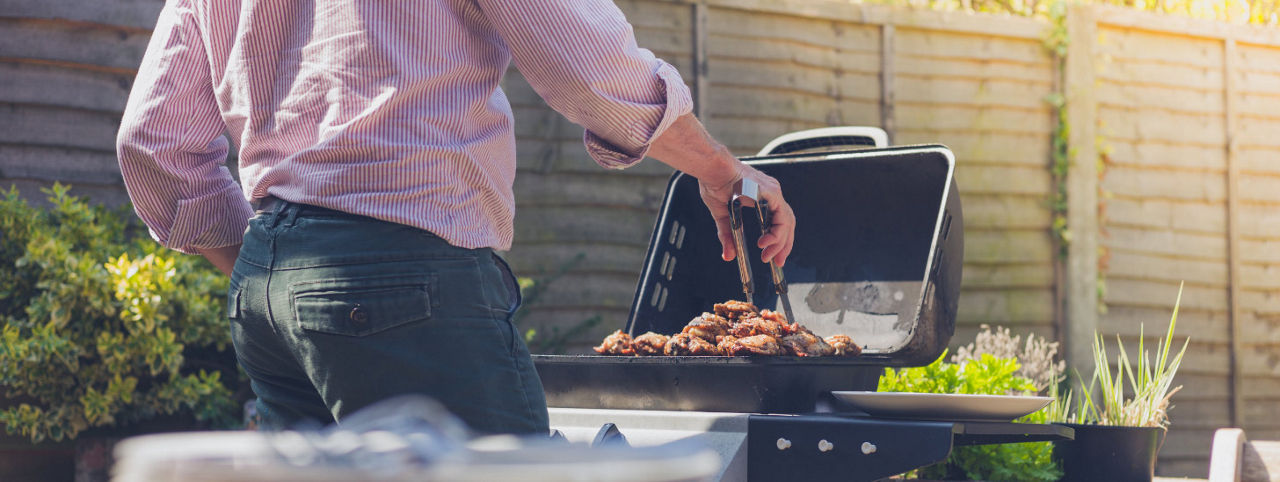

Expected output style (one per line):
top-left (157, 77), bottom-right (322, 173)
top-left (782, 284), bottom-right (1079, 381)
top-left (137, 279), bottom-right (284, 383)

top-left (664, 333), bottom-right (724, 356)
top-left (728, 334), bottom-right (785, 356)
top-left (716, 335), bottom-right (739, 353)
top-left (825, 334), bottom-right (862, 357)
top-left (632, 332), bottom-right (670, 356)
top-left (681, 312), bottom-right (731, 342)
top-left (729, 316), bottom-right (785, 339)
top-left (781, 331), bottom-right (836, 357)
top-left (758, 309), bottom-right (788, 324)
top-left (757, 309), bottom-right (802, 335)
top-left (713, 300), bottom-right (758, 322)
top-left (594, 330), bottom-right (635, 355)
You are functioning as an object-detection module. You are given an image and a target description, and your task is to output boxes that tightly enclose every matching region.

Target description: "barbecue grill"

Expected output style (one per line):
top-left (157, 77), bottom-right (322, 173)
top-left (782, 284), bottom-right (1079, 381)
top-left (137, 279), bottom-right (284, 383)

top-left (533, 132), bottom-right (1072, 481)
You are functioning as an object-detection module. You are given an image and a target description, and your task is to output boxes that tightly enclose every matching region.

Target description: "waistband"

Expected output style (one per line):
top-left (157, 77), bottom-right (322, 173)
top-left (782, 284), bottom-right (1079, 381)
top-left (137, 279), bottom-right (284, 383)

top-left (252, 196), bottom-right (350, 217)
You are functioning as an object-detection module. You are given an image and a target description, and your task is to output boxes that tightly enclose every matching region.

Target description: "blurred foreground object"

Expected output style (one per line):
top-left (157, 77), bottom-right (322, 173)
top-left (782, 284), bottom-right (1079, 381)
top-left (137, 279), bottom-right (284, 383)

top-left (113, 396), bottom-right (719, 482)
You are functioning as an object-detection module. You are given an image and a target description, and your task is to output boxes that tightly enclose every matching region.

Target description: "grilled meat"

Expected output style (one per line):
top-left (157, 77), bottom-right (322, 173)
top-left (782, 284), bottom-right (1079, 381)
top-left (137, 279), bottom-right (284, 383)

top-left (825, 334), bottom-right (862, 357)
top-left (593, 330), bottom-right (634, 356)
top-left (759, 309), bottom-right (803, 336)
top-left (713, 300), bottom-right (758, 322)
top-left (780, 331), bottom-right (836, 357)
top-left (758, 309), bottom-right (788, 324)
top-left (664, 333), bottom-right (724, 356)
top-left (681, 312), bottom-right (731, 342)
top-left (593, 299), bottom-right (860, 358)
top-left (728, 334), bottom-right (785, 356)
top-left (632, 332), bottom-right (670, 356)
top-left (716, 335), bottom-right (739, 353)
top-left (729, 316), bottom-right (785, 339)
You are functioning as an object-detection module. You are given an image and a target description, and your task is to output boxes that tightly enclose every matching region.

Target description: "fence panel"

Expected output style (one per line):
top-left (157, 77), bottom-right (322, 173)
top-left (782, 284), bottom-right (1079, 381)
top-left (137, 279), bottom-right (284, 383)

top-left (1075, 6), bottom-right (1280, 476)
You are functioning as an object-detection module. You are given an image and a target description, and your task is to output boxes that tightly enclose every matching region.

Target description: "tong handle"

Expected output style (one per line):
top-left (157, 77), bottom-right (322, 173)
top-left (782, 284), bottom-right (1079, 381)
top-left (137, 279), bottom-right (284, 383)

top-left (754, 198), bottom-right (796, 323)
top-left (754, 199), bottom-right (788, 295)
top-left (728, 197), bottom-right (754, 305)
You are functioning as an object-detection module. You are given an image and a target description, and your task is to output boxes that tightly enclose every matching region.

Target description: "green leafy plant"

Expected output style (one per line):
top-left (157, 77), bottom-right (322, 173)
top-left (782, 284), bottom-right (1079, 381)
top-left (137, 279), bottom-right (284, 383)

top-left (880, 350), bottom-right (1037, 396)
top-left (1075, 283), bottom-right (1189, 427)
top-left (948, 408), bottom-right (1063, 482)
top-left (0, 184), bottom-right (242, 442)
top-left (953, 324), bottom-right (1066, 394)
top-left (880, 351), bottom-right (1062, 481)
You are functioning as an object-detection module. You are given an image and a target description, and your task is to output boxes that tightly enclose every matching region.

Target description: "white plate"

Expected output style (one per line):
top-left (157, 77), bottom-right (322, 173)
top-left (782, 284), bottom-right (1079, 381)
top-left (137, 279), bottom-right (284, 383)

top-left (831, 391), bottom-right (1054, 422)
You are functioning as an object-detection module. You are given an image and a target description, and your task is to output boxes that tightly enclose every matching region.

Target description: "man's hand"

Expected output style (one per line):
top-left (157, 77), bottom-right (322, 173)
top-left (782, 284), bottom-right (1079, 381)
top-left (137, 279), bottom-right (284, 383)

top-left (196, 244), bottom-right (241, 277)
top-left (697, 164), bottom-right (794, 265)
top-left (649, 113), bottom-right (796, 266)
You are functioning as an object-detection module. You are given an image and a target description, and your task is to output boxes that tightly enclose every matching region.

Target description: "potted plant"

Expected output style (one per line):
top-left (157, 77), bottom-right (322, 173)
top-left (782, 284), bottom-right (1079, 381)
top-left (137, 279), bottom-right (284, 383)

top-left (1053, 284), bottom-right (1189, 482)
top-left (0, 185), bottom-right (245, 480)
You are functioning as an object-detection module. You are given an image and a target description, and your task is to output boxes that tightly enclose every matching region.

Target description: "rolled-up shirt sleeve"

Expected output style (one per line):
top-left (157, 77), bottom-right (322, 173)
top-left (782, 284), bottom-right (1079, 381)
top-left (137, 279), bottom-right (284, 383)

top-left (476, 0), bottom-right (694, 169)
top-left (116, 0), bottom-right (251, 254)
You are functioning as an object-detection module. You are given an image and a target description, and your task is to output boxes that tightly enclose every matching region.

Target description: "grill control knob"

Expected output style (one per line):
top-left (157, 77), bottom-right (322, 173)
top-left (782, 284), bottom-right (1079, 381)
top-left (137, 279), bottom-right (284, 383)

top-left (861, 442), bottom-right (877, 454)
top-left (776, 438), bottom-right (791, 450)
top-left (818, 439), bottom-right (834, 453)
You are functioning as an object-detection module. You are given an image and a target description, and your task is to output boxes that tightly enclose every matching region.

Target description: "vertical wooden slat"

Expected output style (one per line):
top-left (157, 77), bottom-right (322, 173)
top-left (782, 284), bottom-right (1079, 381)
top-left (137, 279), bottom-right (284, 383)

top-left (1051, 51), bottom-right (1067, 344)
top-left (879, 24), bottom-right (895, 143)
top-left (1223, 34), bottom-right (1244, 429)
top-left (692, 0), bottom-right (709, 121)
top-left (1064, 4), bottom-right (1100, 378)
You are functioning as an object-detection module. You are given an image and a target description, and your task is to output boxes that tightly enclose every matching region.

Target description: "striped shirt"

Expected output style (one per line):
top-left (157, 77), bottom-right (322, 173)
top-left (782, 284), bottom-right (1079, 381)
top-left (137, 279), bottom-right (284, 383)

top-left (117, 0), bottom-right (693, 253)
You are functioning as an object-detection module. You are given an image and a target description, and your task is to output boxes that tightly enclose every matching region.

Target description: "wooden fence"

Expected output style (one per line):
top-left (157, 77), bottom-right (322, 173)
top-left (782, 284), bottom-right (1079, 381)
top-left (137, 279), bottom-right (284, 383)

top-left (1065, 5), bottom-right (1280, 475)
top-left (2, 0), bottom-right (1278, 476)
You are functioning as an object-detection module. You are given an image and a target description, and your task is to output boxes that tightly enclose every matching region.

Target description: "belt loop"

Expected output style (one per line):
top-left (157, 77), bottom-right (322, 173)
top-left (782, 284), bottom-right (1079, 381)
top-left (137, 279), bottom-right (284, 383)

top-left (283, 204), bottom-right (302, 228)
top-left (267, 198), bottom-right (288, 229)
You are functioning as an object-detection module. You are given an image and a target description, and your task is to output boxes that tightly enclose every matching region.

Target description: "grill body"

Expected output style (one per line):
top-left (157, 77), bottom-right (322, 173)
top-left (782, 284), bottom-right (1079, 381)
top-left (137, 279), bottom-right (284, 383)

top-left (535, 145), bottom-right (963, 414)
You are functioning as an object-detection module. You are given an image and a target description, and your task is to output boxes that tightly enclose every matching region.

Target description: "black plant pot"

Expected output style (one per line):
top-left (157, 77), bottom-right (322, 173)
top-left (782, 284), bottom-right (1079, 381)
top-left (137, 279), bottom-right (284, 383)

top-left (1053, 423), bottom-right (1167, 482)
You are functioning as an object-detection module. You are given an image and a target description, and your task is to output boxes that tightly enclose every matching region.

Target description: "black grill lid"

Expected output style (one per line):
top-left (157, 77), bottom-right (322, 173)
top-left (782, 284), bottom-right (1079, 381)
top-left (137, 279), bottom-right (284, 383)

top-left (625, 145), bottom-right (963, 366)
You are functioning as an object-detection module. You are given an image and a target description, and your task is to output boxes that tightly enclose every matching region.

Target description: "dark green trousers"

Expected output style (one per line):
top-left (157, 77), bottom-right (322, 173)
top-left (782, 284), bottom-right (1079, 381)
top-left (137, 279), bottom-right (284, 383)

top-left (227, 200), bottom-right (548, 434)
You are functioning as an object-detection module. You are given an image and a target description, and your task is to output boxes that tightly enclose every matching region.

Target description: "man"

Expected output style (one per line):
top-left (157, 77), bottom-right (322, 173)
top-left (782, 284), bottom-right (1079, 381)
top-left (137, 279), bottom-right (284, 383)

top-left (117, 0), bottom-right (795, 435)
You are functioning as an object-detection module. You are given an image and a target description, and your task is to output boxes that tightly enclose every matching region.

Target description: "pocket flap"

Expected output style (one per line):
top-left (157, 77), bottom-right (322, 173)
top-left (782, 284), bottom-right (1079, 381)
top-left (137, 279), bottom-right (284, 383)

top-left (290, 275), bottom-right (431, 337)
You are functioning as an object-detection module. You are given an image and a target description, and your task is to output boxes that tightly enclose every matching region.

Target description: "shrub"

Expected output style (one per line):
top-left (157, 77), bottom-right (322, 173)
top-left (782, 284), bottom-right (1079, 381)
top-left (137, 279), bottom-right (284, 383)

top-left (0, 184), bottom-right (241, 442)
top-left (953, 324), bottom-right (1066, 394)
top-left (880, 351), bottom-right (1062, 481)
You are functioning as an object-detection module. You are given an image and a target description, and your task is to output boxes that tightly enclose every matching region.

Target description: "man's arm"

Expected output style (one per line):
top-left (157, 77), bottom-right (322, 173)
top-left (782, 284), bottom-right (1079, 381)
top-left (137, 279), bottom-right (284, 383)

top-left (117, 0), bottom-right (250, 265)
top-left (474, 0), bottom-right (692, 170)
top-left (475, 0), bottom-right (794, 265)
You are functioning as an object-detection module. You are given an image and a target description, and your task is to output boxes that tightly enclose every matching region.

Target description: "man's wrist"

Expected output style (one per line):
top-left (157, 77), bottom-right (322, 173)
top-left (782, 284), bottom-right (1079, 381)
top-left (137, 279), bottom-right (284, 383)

top-left (704, 148), bottom-right (742, 191)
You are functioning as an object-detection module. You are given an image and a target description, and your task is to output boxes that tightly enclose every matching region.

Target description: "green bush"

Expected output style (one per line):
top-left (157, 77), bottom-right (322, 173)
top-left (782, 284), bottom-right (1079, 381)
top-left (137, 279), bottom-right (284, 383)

top-left (0, 184), bottom-right (241, 442)
top-left (880, 351), bottom-right (1063, 481)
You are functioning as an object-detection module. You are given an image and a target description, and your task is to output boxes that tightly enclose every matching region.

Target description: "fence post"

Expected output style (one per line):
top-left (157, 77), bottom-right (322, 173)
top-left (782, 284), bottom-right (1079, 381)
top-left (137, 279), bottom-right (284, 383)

top-left (880, 24), bottom-right (896, 142)
top-left (1223, 34), bottom-right (1244, 429)
top-left (1064, 4), bottom-right (1100, 379)
top-left (692, 0), bottom-right (709, 121)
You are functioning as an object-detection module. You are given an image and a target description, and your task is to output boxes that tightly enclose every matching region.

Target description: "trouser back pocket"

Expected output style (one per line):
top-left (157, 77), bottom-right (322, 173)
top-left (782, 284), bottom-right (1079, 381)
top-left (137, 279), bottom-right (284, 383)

top-left (290, 274), bottom-right (432, 337)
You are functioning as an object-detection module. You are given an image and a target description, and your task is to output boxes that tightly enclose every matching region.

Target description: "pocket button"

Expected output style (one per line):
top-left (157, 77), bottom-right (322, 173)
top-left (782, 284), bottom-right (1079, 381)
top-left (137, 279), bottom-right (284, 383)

top-left (349, 304), bottom-right (369, 324)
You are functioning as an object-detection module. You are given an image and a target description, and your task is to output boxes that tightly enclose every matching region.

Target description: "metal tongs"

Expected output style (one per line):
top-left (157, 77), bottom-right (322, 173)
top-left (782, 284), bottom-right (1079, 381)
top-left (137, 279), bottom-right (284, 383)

top-left (728, 178), bottom-right (796, 323)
